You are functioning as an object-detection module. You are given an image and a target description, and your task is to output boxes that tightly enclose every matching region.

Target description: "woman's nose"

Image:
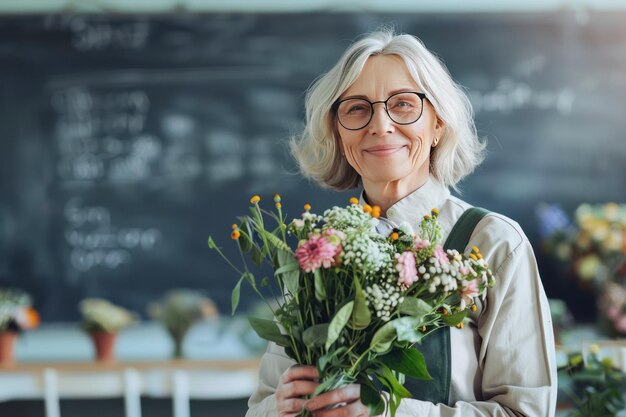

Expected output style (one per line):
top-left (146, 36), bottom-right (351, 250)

top-left (368, 103), bottom-right (395, 136)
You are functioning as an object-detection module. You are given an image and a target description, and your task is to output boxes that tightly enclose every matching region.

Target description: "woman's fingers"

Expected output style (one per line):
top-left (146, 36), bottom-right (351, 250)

top-left (305, 384), bottom-right (361, 412)
top-left (276, 365), bottom-right (321, 417)
top-left (277, 380), bottom-right (320, 400)
top-left (280, 365), bottom-right (320, 384)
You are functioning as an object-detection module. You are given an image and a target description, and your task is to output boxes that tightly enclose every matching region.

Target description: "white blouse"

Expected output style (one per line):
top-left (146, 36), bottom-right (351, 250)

top-left (245, 176), bottom-right (557, 417)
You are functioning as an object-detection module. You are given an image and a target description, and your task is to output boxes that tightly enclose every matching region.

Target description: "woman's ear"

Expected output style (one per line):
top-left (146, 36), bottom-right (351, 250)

top-left (434, 115), bottom-right (446, 140)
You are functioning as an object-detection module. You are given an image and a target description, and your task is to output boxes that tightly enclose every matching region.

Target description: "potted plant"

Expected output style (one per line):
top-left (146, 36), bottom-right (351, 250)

top-left (148, 289), bottom-right (218, 358)
top-left (0, 288), bottom-right (40, 365)
top-left (79, 298), bottom-right (136, 362)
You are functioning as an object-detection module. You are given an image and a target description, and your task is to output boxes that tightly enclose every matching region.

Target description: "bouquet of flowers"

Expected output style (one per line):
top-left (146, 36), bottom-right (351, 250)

top-left (0, 288), bottom-right (40, 332)
top-left (209, 195), bottom-right (494, 417)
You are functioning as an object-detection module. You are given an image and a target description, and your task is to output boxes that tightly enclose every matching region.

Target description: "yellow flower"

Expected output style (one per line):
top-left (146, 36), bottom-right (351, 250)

top-left (469, 254), bottom-right (478, 261)
top-left (421, 325), bottom-right (427, 332)
top-left (471, 246), bottom-right (480, 253)
top-left (477, 253), bottom-right (483, 259)
top-left (431, 208), bottom-right (440, 216)
top-left (441, 308), bottom-right (448, 315)
top-left (231, 223), bottom-right (238, 229)
top-left (456, 322), bottom-right (465, 329)
top-left (250, 195), bottom-right (261, 204)
top-left (231, 230), bottom-right (241, 240)
top-left (390, 232), bottom-right (399, 241)
top-left (273, 193), bottom-right (281, 202)
top-left (471, 304), bottom-right (477, 312)
top-left (371, 206), bottom-right (381, 218)
top-left (303, 203), bottom-right (311, 211)
top-left (423, 214), bottom-right (432, 220)
top-left (362, 204), bottom-right (372, 213)
top-left (349, 197), bottom-right (359, 205)
top-left (275, 202), bottom-right (282, 209)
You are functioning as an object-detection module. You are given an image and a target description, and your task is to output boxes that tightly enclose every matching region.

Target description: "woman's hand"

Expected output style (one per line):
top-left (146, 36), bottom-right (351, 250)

top-left (276, 365), bottom-right (320, 417)
top-left (305, 383), bottom-right (373, 417)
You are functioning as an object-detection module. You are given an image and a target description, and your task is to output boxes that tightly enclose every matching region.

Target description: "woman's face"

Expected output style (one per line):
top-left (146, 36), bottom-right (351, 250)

top-left (336, 54), bottom-right (444, 189)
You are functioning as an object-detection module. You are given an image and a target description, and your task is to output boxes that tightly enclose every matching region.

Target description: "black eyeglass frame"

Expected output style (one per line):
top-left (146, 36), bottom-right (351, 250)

top-left (333, 91), bottom-right (428, 131)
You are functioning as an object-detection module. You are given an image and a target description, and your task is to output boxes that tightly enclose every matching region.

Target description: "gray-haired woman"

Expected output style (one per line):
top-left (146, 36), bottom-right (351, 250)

top-left (246, 30), bottom-right (557, 417)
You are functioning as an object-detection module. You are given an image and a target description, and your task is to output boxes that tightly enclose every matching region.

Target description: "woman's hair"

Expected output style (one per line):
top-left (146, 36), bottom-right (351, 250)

top-left (290, 30), bottom-right (486, 191)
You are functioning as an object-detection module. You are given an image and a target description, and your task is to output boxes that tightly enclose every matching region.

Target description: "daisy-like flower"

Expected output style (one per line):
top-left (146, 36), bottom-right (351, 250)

top-left (395, 251), bottom-right (418, 288)
top-left (295, 235), bottom-right (339, 273)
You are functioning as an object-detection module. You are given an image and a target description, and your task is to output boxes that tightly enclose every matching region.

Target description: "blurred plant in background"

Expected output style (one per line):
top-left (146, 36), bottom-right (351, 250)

top-left (148, 289), bottom-right (218, 358)
top-left (79, 298), bottom-right (137, 362)
top-left (538, 203), bottom-right (626, 337)
top-left (0, 288), bottom-right (40, 332)
top-left (79, 298), bottom-right (136, 333)
top-left (539, 203), bottom-right (625, 285)
top-left (0, 288), bottom-right (40, 365)
top-left (559, 344), bottom-right (626, 417)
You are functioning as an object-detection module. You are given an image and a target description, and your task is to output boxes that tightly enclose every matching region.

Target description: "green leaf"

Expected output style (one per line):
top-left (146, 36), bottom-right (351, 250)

top-left (314, 269), bottom-right (326, 302)
top-left (370, 320), bottom-right (397, 354)
top-left (398, 297), bottom-right (432, 316)
top-left (275, 250), bottom-right (300, 295)
top-left (231, 274), bottom-right (244, 315)
top-left (379, 348), bottom-right (432, 380)
top-left (442, 309), bottom-right (468, 327)
top-left (263, 231), bottom-right (292, 253)
top-left (325, 301), bottom-right (354, 350)
top-left (392, 316), bottom-right (427, 344)
top-left (252, 245), bottom-right (264, 267)
top-left (375, 363), bottom-right (412, 417)
top-left (302, 323), bottom-right (329, 347)
top-left (350, 277), bottom-right (371, 330)
top-left (237, 218), bottom-right (253, 253)
top-left (376, 363), bottom-right (412, 399)
top-left (358, 375), bottom-right (385, 417)
top-left (248, 317), bottom-right (291, 347)
top-left (207, 236), bottom-right (217, 249)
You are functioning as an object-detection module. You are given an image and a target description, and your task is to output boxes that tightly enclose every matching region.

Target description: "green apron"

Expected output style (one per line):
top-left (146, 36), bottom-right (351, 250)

top-left (403, 207), bottom-right (490, 404)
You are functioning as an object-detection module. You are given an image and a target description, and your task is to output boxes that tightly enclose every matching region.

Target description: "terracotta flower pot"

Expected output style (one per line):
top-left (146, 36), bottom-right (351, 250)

top-left (90, 331), bottom-right (117, 362)
top-left (0, 331), bottom-right (18, 366)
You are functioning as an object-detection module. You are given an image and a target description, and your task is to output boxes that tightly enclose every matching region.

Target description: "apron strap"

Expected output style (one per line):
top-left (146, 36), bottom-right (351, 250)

top-left (405, 207), bottom-right (490, 404)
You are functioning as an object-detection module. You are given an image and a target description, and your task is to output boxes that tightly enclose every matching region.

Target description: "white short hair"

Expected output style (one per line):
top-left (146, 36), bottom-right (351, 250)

top-left (290, 30), bottom-right (486, 191)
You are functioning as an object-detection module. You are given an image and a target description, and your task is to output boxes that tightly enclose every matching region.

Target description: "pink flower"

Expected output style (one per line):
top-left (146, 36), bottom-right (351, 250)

top-left (434, 246), bottom-right (450, 265)
top-left (460, 279), bottom-right (479, 307)
top-left (414, 238), bottom-right (430, 250)
top-left (395, 251), bottom-right (418, 288)
top-left (607, 306), bottom-right (621, 320)
top-left (323, 228), bottom-right (346, 241)
top-left (615, 314), bottom-right (626, 334)
top-left (295, 235), bottom-right (339, 273)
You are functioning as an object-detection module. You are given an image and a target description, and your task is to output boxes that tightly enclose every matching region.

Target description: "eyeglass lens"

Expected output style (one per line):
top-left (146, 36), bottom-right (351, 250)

top-left (336, 92), bottom-right (424, 130)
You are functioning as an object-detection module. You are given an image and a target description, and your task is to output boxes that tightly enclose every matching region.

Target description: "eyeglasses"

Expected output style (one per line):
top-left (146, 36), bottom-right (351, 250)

top-left (334, 92), bottom-right (427, 131)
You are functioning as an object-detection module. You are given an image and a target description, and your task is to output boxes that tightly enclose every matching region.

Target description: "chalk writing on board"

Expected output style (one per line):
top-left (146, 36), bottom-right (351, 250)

top-left (63, 198), bottom-right (161, 273)
top-left (470, 78), bottom-right (575, 115)
top-left (44, 15), bottom-right (150, 51)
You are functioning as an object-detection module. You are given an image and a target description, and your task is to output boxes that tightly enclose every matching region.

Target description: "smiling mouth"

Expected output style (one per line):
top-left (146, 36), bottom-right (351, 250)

top-left (364, 145), bottom-right (407, 157)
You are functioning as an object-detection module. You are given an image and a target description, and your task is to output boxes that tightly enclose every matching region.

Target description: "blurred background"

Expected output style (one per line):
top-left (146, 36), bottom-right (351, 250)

top-left (0, 0), bottom-right (625, 416)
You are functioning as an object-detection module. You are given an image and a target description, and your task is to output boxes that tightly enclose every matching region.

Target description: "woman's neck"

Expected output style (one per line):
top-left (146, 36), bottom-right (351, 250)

top-left (362, 174), bottom-right (430, 215)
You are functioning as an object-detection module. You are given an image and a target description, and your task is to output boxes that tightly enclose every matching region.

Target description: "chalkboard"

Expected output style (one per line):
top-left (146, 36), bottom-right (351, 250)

top-left (1, 13), bottom-right (625, 321)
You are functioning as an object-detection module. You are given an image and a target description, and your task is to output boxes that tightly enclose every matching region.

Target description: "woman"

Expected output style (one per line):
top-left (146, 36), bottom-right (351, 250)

top-left (246, 30), bottom-right (557, 417)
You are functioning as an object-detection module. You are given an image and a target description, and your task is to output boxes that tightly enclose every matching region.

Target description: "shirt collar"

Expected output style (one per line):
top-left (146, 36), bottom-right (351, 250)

top-left (360, 175), bottom-right (451, 232)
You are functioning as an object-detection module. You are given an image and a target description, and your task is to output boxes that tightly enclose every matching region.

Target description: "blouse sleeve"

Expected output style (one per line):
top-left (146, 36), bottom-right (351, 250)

top-left (245, 342), bottom-right (295, 417)
top-left (391, 224), bottom-right (558, 417)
